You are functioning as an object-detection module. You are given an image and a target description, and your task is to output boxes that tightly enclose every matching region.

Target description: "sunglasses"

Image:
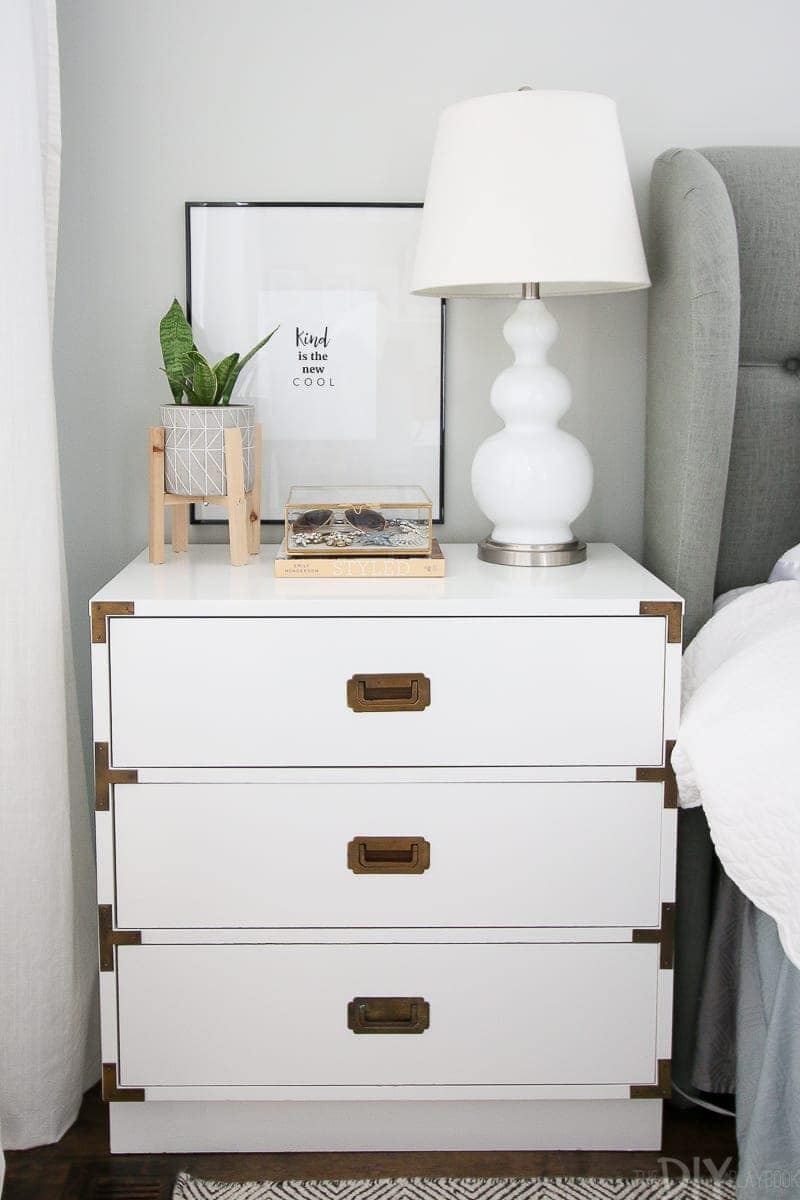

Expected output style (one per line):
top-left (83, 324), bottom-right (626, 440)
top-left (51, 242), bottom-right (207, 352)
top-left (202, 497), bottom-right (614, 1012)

top-left (291, 506), bottom-right (387, 535)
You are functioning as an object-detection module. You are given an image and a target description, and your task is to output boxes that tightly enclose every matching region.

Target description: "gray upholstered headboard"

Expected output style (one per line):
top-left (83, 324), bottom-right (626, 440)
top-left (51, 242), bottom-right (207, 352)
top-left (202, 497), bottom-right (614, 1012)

top-left (644, 147), bottom-right (800, 643)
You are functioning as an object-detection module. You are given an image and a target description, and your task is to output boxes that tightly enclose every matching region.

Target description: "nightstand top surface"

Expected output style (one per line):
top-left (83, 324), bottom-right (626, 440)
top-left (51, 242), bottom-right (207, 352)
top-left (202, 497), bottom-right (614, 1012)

top-left (91, 543), bottom-right (681, 618)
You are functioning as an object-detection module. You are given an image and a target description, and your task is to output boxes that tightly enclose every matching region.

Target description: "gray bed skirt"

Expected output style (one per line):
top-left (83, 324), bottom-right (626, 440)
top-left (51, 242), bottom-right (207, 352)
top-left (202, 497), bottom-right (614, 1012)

top-left (673, 808), bottom-right (731, 1099)
top-left (737, 902), bottom-right (800, 1198)
top-left (674, 809), bottom-right (800, 1196)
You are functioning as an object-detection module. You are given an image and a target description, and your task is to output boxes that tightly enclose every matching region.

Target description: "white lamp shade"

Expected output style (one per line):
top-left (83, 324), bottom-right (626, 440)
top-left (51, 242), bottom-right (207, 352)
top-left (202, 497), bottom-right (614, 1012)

top-left (411, 90), bottom-right (649, 298)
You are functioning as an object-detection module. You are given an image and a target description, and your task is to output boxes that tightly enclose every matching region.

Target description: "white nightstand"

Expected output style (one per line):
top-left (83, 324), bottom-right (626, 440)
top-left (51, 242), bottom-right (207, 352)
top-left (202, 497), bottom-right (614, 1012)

top-left (90, 543), bottom-right (681, 1154)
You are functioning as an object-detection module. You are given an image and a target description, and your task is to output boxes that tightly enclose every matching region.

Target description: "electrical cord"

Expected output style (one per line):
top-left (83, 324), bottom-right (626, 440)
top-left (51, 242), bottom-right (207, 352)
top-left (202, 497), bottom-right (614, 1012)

top-left (672, 1080), bottom-right (736, 1118)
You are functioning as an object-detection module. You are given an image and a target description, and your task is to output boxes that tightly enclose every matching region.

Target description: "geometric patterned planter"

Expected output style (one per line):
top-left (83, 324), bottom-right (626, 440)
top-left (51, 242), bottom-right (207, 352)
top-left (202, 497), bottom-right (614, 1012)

top-left (160, 404), bottom-right (256, 496)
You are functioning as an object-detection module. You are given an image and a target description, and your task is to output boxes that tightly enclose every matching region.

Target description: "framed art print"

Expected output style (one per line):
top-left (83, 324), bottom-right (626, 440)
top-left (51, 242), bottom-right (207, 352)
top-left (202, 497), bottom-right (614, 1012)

top-left (186, 202), bottom-right (445, 523)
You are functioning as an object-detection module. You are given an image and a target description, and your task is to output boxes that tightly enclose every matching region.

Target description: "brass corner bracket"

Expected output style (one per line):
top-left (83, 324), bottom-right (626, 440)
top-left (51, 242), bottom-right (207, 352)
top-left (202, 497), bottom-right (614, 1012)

top-left (636, 739), bottom-right (677, 808)
top-left (98, 904), bottom-right (141, 972)
top-left (102, 1062), bottom-right (144, 1103)
top-left (633, 901), bottom-right (676, 969)
top-left (630, 1058), bottom-right (672, 1100)
top-left (91, 600), bottom-right (134, 644)
top-left (94, 742), bottom-right (138, 811)
top-left (639, 600), bottom-right (682, 644)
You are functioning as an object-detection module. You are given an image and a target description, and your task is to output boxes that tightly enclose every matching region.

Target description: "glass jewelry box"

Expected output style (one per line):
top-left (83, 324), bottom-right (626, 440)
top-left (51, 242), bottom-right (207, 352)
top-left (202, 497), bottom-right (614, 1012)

top-left (284, 485), bottom-right (433, 556)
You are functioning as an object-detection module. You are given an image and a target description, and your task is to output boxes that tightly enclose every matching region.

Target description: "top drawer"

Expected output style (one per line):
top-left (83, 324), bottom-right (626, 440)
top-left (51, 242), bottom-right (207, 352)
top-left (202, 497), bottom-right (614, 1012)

top-left (108, 615), bottom-right (665, 768)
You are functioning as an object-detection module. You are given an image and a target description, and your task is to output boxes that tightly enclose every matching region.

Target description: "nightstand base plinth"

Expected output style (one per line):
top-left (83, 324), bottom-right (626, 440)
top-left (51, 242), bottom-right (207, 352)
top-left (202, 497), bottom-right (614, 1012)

top-left (110, 1098), bottom-right (663, 1154)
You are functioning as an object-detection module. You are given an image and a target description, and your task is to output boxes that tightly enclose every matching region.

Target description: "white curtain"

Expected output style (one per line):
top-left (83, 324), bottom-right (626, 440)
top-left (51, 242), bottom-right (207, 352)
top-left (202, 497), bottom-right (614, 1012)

top-left (0, 0), bottom-right (99, 1187)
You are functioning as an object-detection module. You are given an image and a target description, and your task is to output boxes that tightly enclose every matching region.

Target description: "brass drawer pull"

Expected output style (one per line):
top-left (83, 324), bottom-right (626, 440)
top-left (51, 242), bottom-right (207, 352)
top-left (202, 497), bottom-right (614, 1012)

top-left (346, 673), bottom-right (431, 713)
top-left (347, 996), bottom-right (430, 1035)
top-left (347, 836), bottom-right (431, 874)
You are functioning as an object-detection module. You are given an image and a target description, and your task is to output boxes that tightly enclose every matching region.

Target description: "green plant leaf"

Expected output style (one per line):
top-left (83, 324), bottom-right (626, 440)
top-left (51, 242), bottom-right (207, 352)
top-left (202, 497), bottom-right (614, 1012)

top-left (186, 350), bottom-right (218, 405)
top-left (221, 325), bottom-right (279, 404)
top-left (159, 299), bottom-right (193, 402)
top-left (159, 367), bottom-right (185, 404)
top-left (212, 353), bottom-right (239, 403)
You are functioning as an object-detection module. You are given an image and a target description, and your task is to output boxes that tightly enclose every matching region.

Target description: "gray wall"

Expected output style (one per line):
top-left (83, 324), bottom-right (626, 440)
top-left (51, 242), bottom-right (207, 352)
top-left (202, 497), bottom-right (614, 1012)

top-left (55, 0), bottom-right (800, 760)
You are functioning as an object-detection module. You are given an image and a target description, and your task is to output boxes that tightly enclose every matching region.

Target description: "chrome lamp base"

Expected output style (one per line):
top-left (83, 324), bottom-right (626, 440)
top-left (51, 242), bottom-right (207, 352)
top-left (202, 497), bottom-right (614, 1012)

top-left (477, 538), bottom-right (587, 568)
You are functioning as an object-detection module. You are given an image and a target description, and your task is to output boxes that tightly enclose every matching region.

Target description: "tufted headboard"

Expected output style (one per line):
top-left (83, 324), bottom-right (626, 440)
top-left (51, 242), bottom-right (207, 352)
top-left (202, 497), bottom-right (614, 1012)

top-left (644, 147), bottom-right (800, 643)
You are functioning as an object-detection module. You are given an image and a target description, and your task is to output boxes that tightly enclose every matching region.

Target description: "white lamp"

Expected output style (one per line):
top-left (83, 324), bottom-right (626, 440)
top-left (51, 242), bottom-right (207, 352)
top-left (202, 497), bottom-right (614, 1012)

top-left (412, 89), bottom-right (650, 566)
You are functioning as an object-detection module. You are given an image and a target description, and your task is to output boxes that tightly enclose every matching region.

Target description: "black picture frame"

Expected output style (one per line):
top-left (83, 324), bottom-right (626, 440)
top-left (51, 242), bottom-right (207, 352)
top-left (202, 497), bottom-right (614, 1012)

top-left (185, 201), bottom-right (446, 525)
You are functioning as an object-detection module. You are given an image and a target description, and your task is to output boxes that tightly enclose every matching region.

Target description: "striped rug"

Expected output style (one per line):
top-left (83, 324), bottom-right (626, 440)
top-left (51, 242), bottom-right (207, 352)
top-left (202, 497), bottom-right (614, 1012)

top-left (173, 1175), bottom-right (736, 1199)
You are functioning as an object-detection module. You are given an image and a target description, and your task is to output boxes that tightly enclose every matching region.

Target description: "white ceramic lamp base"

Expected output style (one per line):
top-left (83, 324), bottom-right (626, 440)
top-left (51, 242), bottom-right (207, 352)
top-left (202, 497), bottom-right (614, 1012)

top-left (471, 298), bottom-right (593, 567)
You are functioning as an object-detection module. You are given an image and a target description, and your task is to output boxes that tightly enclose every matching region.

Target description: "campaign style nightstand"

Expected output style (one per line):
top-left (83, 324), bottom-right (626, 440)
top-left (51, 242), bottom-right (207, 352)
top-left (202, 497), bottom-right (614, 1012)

top-left (91, 543), bottom-right (681, 1153)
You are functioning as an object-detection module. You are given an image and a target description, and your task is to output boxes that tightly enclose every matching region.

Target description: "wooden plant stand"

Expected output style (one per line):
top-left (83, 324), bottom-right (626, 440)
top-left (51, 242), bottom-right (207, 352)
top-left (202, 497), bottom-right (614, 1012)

top-left (148, 424), bottom-right (262, 567)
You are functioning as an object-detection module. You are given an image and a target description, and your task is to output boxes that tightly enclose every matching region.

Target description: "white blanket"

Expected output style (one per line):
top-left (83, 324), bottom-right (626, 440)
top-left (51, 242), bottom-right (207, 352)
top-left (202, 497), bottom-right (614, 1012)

top-left (673, 581), bottom-right (800, 970)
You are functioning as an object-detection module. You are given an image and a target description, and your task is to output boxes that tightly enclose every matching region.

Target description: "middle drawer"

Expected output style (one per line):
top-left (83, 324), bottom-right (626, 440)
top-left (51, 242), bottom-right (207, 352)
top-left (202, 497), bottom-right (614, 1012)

top-left (113, 781), bottom-right (665, 930)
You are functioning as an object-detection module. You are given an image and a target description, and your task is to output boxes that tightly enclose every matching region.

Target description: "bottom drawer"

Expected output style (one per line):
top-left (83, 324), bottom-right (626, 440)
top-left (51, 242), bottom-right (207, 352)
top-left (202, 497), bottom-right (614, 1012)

top-left (116, 942), bottom-right (659, 1088)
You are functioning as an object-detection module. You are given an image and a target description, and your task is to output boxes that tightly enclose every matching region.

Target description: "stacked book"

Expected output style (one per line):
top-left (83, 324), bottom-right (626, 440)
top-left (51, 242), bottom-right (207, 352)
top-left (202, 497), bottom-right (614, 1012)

top-left (274, 539), bottom-right (445, 579)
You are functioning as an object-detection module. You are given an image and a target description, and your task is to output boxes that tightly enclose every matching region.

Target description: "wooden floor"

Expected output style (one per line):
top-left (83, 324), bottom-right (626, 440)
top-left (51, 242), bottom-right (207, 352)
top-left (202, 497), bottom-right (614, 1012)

top-left (4, 1086), bottom-right (737, 1200)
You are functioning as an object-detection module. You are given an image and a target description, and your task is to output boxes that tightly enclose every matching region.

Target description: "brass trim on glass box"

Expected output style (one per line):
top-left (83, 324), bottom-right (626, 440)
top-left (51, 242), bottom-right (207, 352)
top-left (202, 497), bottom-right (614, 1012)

top-left (347, 673), bottom-right (431, 713)
top-left (347, 836), bottom-right (431, 874)
top-left (639, 600), bottom-right (682, 644)
top-left (102, 1062), bottom-right (144, 1103)
top-left (94, 742), bottom-right (138, 812)
top-left (632, 901), bottom-right (676, 970)
top-left (91, 600), bottom-right (134, 644)
top-left (98, 904), bottom-right (142, 972)
top-left (636, 739), bottom-right (677, 808)
top-left (347, 996), bottom-right (430, 1035)
top-left (630, 1059), bottom-right (672, 1100)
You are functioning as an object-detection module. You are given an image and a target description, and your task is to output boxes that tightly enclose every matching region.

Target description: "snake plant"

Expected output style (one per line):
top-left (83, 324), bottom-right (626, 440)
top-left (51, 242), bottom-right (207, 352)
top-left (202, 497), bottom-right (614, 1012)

top-left (159, 299), bottom-right (278, 405)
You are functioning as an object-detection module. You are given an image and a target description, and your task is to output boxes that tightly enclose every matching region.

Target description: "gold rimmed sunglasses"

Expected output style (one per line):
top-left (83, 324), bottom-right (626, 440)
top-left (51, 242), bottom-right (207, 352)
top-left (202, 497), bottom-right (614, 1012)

top-left (291, 506), bottom-right (387, 535)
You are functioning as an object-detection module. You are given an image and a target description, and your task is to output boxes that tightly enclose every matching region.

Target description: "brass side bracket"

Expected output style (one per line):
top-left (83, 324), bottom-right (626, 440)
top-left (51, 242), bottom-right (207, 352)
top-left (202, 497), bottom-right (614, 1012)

top-left (102, 1062), bottom-right (144, 1103)
top-left (639, 600), bottom-right (682, 644)
top-left (633, 901), bottom-right (676, 969)
top-left (98, 904), bottom-right (141, 971)
top-left (630, 1058), bottom-right (672, 1099)
top-left (636, 739), bottom-right (677, 808)
top-left (94, 742), bottom-right (138, 811)
top-left (91, 600), bottom-right (134, 644)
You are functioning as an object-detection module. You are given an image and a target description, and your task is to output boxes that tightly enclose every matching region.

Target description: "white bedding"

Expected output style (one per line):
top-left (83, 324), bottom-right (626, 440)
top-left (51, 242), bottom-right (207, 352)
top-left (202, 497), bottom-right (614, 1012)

top-left (673, 581), bottom-right (800, 969)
